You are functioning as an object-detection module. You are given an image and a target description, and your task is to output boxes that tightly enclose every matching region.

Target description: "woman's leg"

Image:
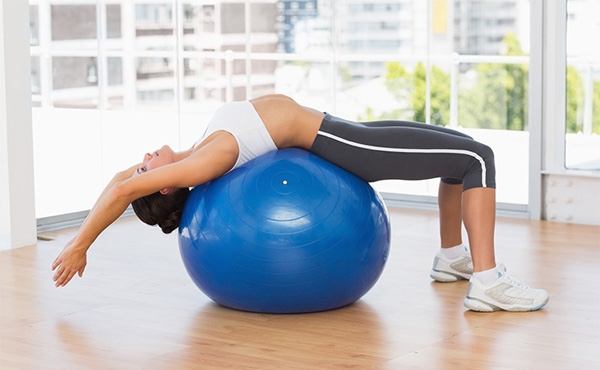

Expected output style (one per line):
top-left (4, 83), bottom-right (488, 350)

top-left (438, 181), bottom-right (463, 249)
top-left (462, 187), bottom-right (496, 272)
top-left (365, 119), bottom-right (485, 259)
top-left (311, 114), bottom-right (549, 311)
top-left (311, 115), bottom-right (495, 254)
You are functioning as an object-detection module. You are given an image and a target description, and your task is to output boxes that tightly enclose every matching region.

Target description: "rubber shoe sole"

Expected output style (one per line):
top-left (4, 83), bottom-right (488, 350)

top-left (464, 296), bottom-right (549, 312)
top-left (430, 269), bottom-right (468, 282)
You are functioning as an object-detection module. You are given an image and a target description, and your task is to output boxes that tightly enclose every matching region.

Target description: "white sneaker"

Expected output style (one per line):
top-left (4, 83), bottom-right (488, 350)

top-left (463, 264), bottom-right (549, 312)
top-left (430, 247), bottom-right (473, 282)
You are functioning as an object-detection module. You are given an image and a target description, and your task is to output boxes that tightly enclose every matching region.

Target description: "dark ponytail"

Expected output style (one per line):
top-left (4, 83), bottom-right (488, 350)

top-left (131, 188), bottom-right (190, 234)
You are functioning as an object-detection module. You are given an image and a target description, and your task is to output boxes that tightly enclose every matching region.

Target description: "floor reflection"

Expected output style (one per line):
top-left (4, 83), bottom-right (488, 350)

top-left (171, 300), bottom-right (391, 368)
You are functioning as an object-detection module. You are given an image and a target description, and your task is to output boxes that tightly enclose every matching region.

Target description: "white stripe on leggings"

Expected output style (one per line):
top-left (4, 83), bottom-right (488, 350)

top-left (317, 130), bottom-right (487, 188)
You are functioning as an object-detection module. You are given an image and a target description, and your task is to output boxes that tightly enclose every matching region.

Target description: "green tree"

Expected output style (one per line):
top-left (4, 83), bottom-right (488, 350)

top-left (358, 61), bottom-right (411, 122)
top-left (459, 33), bottom-right (528, 131)
top-left (359, 61), bottom-right (450, 125)
top-left (384, 61), bottom-right (410, 101)
top-left (409, 63), bottom-right (451, 126)
top-left (459, 64), bottom-right (508, 129)
top-left (370, 32), bottom-right (594, 134)
top-left (503, 33), bottom-right (528, 131)
top-left (566, 66), bottom-right (585, 134)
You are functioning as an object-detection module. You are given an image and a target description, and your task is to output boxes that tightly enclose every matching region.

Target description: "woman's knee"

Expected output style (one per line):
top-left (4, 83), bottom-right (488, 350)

top-left (476, 142), bottom-right (495, 165)
top-left (463, 141), bottom-right (496, 190)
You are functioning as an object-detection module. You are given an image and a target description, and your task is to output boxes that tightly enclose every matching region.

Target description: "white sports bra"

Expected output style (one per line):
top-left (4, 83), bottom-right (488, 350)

top-left (194, 100), bottom-right (278, 172)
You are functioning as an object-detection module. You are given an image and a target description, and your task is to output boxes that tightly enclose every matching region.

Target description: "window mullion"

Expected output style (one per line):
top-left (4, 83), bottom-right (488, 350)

top-left (543, 0), bottom-right (567, 173)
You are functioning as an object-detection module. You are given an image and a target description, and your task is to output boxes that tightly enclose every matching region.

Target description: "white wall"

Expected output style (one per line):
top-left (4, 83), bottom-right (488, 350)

top-left (0, 0), bottom-right (37, 250)
top-left (540, 0), bottom-right (600, 227)
top-left (543, 174), bottom-right (600, 226)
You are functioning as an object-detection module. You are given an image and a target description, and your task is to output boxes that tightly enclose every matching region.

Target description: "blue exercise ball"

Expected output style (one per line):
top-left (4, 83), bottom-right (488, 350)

top-left (178, 148), bottom-right (390, 314)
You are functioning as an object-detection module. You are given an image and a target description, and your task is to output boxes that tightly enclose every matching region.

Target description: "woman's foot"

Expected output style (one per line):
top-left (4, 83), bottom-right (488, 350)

top-left (430, 246), bottom-right (473, 282)
top-left (463, 264), bottom-right (549, 312)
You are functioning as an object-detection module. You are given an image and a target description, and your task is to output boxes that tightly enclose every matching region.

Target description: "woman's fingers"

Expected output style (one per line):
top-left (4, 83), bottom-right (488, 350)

top-left (53, 265), bottom-right (65, 282)
top-left (56, 269), bottom-right (71, 287)
top-left (52, 256), bottom-right (61, 270)
top-left (54, 262), bottom-right (86, 286)
top-left (58, 271), bottom-right (77, 287)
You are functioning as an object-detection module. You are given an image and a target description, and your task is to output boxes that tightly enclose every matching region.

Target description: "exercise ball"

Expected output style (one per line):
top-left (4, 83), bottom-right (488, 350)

top-left (178, 148), bottom-right (390, 314)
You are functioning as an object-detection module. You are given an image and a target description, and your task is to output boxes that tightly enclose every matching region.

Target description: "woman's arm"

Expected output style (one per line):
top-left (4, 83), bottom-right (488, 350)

top-left (51, 165), bottom-right (141, 287)
top-left (51, 136), bottom-right (237, 287)
top-left (78, 163), bottom-right (139, 231)
top-left (50, 164), bottom-right (140, 287)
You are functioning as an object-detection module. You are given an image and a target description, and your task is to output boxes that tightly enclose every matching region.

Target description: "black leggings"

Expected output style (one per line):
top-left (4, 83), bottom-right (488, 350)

top-left (309, 113), bottom-right (496, 191)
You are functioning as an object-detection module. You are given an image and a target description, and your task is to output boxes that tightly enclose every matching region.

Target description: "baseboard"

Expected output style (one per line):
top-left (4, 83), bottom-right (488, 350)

top-left (36, 207), bottom-right (136, 234)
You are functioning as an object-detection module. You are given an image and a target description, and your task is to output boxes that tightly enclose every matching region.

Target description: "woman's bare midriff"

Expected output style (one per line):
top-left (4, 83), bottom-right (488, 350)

top-left (250, 94), bottom-right (324, 150)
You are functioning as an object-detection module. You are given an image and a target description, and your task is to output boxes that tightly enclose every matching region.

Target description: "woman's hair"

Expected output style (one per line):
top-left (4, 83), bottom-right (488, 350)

top-left (132, 188), bottom-right (190, 234)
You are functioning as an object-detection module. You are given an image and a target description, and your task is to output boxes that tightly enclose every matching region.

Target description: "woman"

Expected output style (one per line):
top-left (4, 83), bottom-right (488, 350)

top-left (52, 94), bottom-right (549, 312)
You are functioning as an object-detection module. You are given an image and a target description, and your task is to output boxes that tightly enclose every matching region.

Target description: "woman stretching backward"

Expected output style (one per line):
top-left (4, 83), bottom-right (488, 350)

top-left (52, 94), bottom-right (549, 312)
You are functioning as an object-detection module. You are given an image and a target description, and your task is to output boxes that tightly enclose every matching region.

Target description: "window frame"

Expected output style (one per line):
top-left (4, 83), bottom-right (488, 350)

top-left (543, 0), bottom-right (568, 176)
top-left (543, 0), bottom-right (600, 177)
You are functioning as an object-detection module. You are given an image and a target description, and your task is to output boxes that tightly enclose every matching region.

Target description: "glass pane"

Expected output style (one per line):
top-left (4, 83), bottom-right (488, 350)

top-left (179, 50), bottom-right (231, 152)
top-left (222, 3), bottom-right (246, 33)
top-left (31, 56), bottom-right (41, 108)
top-left (135, 57), bottom-right (175, 106)
top-left (262, 60), bottom-right (331, 107)
top-left (252, 0), bottom-right (329, 54)
top-left (101, 110), bottom-right (180, 181)
top-left (30, 56), bottom-right (41, 95)
top-left (52, 57), bottom-right (99, 109)
top-left (565, 0), bottom-right (600, 170)
top-left (179, 55), bottom-right (229, 152)
top-left (429, 63), bottom-right (451, 126)
top-left (51, 5), bottom-right (98, 47)
top-left (106, 57), bottom-right (124, 110)
top-left (454, 0), bottom-right (529, 56)
top-left (203, 4), bottom-right (216, 33)
top-left (106, 4), bottom-right (122, 39)
top-left (179, 2), bottom-right (221, 51)
top-left (181, 57), bottom-right (222, 105)
top-left (30, 5), bottom-right (39, 46)
top-left (135, 3), bottom-right (174, 51)
top-left (181, 3), bottom-right (199, 51)
top-left (339, 2), bottom-right (420, 55)
top-left (32, 109), bottom-right (103, 217)
top-left (107, 57), bottom-right (123, 86)
top-left (181, 56), bottom-right (243, 104)
top-left (336, 61), bottom-right (419, 122)
top-left (458, 62), bottom-right (528, 130)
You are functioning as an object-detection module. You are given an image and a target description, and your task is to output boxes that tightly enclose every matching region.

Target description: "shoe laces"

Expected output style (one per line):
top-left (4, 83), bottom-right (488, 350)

top-left (497, 263), bottom-right (530, 290)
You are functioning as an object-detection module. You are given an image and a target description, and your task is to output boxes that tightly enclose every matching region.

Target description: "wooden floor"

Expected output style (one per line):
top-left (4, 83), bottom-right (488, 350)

top-left (1, 208), bottom-right (599, 369)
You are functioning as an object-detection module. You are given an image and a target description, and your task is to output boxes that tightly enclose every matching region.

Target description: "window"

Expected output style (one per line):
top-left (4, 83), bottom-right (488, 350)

top-left (30, 0), bottom-right (535, 219)
top-left (565, 0), bottom-right (600, 170)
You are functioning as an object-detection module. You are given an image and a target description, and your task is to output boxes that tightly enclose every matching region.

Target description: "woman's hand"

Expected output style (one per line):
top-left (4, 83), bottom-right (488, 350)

top-left (51, 238), bottom-right (87, 287)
